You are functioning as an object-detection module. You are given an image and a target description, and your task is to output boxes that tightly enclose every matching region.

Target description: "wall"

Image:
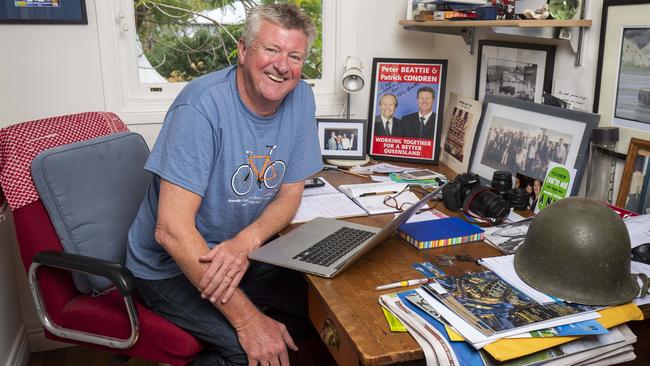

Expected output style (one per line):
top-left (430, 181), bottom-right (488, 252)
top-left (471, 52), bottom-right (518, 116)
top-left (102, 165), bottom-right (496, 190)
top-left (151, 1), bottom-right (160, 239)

top-left (0, 207), bottom-right (28, 366)
top-left (0, 0), bottom-right (613, 358)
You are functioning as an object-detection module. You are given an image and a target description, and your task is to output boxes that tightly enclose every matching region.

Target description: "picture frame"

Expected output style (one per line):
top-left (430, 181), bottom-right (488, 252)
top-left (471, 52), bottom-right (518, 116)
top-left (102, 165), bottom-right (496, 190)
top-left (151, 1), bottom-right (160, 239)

top-left (468, 95), bottom-right (599, 195)
top-left (616, 137), bottom-right (650, 214)
top-left (317, 118), bottom-right (367, 160)
top-left (594, 0), bottom-right (650, 151)
top-left (366, 58), bottom-right (447, 165)
top-left (439, 92), bottom-right (483, 174)
top-left (475, 40), bottom-right (555, 104)
top-left (0, 0), bottom-right (87, 24)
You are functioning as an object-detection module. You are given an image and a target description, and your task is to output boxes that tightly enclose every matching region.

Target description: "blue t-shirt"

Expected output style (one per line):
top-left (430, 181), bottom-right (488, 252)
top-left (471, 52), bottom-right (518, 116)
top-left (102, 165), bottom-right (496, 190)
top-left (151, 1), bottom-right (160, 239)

top-left (126, 66), bottom-right (323, 280)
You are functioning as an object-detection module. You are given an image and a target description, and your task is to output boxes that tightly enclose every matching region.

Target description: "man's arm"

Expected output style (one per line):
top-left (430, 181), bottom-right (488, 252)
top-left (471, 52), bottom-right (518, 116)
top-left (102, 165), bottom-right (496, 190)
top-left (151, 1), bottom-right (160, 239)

top-left (198, 180), bottom-right (304, 303)
top-left (155, 179), bottom-right (299, 364)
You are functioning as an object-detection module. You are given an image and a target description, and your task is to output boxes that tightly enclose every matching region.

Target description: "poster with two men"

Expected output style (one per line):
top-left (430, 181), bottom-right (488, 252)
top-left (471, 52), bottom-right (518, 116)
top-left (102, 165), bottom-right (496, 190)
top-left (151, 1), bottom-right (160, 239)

top-left (367, 58), bottom-right (447, 164)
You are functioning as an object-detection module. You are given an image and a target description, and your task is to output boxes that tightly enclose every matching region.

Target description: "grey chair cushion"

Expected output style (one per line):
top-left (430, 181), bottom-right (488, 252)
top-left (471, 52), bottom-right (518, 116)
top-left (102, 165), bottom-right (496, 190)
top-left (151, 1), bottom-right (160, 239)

top-left (31, 132), bottom-right (152, 294)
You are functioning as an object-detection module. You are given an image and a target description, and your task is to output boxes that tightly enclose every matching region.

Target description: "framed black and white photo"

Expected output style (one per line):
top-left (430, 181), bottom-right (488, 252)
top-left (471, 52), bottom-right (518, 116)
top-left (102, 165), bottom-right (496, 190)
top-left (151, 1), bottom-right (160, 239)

top-left (0, 0), bottom-right (87, 24)
top-left (317, 118), bottom-right (366, 160)
top-left (366, 58), bottom-right (447, 165)
top-left (469, 95), bottom-right (599, 195)
top-left (594, 0), bottom-right (650, 150)
top-left (475, 41), bottom-right (555, 104)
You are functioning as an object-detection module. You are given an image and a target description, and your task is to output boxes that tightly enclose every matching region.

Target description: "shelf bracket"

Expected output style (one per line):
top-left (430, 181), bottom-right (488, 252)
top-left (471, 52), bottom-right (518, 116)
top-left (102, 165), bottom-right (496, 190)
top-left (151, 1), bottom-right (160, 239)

top-left (460, 27), bottom-right (475, 54)
top-left (404, 25), bottom-right (476, 55)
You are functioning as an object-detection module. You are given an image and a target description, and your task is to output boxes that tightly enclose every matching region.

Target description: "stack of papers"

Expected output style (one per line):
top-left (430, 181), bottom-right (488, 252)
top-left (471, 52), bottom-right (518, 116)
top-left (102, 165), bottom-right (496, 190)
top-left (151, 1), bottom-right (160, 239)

top-left (291, 177), bottom-right (366, 223)
top-left (378, 264), bottom-right (645, 366)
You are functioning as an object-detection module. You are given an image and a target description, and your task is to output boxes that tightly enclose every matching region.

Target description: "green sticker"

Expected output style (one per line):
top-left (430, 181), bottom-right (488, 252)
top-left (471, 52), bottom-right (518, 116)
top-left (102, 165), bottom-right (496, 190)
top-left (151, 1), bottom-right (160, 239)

top-left (537, 166), bottom-right (571, 211)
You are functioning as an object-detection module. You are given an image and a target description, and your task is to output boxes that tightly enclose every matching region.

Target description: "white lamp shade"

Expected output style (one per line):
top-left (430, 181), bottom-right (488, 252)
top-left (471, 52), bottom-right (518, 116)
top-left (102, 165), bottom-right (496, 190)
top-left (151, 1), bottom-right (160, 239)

top-left (341, 56), bottom-right (364, 93)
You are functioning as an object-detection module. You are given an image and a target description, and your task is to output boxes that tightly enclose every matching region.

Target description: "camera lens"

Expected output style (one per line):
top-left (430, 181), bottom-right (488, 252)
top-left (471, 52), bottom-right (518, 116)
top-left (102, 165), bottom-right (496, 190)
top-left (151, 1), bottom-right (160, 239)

top-left (491, 171), bottom-right (512, 198)
top-left (463, 185), bottom-right (510, 223)
top-left (508, 187), bottom-right (530, 210)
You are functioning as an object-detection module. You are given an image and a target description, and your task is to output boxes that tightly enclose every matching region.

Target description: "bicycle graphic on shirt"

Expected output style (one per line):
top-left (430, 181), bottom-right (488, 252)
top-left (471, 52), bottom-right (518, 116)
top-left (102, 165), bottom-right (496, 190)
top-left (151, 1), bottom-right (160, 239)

top-left (231, 145), bottom-right (286, 196)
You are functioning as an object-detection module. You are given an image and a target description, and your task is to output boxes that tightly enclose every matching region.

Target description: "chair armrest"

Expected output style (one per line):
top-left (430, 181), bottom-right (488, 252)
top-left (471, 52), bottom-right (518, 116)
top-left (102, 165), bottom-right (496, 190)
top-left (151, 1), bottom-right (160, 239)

top-left (33, 251), bottom-right (136, 296)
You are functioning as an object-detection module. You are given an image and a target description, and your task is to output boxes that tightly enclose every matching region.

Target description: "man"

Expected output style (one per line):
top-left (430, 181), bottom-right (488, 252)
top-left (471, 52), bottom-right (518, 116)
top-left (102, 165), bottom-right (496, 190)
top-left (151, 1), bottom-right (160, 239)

top-left (126, 4), bottom-right (323, 365)
top-left (401, 87), bottom-right (437, 139)
top-left (373, 93), bottom-right (401, 136)
top-left (327, 131), bottom-right (337, 150)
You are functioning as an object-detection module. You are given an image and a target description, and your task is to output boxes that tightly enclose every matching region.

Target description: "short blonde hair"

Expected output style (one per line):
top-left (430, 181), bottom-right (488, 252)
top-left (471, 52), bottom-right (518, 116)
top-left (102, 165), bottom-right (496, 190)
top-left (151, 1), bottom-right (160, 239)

top-left (241, 3), bottom-right (316, 52)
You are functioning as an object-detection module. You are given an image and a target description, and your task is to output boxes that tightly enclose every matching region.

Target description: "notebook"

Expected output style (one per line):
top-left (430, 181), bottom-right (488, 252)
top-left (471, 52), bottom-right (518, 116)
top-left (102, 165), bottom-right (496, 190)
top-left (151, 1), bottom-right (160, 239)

top-left (249, 182), bottom-right (448, 278)
top-left (397, 217), bottom-right (485, 249)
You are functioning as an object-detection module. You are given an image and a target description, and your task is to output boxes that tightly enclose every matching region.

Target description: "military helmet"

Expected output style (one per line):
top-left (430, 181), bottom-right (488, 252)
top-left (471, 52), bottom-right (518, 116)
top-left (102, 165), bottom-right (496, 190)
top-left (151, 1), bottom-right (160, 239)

top-left (514, 198), bottom-right (638, 306)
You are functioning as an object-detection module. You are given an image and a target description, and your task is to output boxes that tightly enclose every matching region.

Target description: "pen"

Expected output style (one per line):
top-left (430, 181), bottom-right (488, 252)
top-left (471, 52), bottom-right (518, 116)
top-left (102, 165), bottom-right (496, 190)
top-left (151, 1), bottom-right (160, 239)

top-left (336, 168), bottom-right (369, 179)
top-left (360, 190), bottom-right (398, 197)
top-left (375, 278), bottom-right (433, 291)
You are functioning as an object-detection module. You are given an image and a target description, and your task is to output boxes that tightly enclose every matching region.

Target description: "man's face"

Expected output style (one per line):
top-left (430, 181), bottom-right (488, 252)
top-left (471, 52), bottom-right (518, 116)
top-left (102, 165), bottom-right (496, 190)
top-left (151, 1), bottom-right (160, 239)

top-left (417, 91), bottom-right (434, 114)
top-left (237, 21), bottom-right (307, 115)
top-left (379, 96), bottom-right (397, 119)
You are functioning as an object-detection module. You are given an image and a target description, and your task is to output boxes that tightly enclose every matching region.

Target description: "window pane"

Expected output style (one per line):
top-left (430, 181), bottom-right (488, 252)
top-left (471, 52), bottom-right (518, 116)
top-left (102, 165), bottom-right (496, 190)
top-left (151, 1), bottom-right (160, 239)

top-left (134, 0), bottom-right (322, 84)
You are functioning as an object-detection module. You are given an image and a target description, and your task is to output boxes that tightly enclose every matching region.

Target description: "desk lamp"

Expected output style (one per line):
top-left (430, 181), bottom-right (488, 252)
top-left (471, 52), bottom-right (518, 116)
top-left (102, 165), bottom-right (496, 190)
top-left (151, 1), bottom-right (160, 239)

top-left (328, 56), bottom-right (370, 167)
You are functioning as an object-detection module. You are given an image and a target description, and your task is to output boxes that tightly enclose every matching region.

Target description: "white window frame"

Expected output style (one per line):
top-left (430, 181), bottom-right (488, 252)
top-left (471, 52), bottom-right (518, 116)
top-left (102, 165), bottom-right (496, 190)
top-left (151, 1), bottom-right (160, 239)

top-left (96, 0), bottom-right (354, 125)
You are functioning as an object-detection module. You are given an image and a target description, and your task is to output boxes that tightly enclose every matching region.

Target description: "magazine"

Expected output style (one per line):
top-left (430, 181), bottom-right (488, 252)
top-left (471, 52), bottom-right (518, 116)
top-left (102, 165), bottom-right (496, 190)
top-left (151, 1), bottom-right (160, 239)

top-left (423, 270), bottom-right (596, 336)
top-left (482, 218), bottom-right (533, 254)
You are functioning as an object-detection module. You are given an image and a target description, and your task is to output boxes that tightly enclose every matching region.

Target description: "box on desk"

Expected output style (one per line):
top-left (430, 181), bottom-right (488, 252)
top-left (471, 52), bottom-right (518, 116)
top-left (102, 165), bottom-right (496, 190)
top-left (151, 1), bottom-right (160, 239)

top-left (397, 217), bottom-right (484, 249)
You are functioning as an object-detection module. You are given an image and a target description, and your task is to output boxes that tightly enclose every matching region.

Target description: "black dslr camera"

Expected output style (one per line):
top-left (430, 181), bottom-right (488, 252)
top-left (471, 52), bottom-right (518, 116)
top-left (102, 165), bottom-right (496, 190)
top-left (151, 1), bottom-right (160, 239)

top-left (442, 172), bottom-right (510, 223)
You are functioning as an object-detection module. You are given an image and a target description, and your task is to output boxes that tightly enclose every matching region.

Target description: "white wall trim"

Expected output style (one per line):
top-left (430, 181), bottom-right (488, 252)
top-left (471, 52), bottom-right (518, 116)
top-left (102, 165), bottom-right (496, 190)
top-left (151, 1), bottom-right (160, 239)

top-left (5, 325), bottom-right (28, 366)
top-left (25, 321), bottom-right (71, 353)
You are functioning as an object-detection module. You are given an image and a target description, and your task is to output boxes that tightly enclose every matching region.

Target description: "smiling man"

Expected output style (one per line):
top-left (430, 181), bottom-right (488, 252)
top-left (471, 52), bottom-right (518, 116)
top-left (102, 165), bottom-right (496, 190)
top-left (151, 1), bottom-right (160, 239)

top-left (125, 4), bottom-right (325, 365)
top-left (401, 86), bottom-right (437, 139)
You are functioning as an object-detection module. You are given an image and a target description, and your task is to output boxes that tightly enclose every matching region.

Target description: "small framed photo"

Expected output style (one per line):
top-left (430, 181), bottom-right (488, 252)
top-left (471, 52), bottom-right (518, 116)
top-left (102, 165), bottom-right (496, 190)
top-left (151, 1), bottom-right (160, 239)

top-left (0, 0), bottom-right (87, 24)
top-left (317, 118), bottom-right (367, 160)
top-left (469, 95), bottom-right (599, 195)
top-left (366, 58), bottom-right (448, 165)
top-left (475, 40), bottom-right (555, 103)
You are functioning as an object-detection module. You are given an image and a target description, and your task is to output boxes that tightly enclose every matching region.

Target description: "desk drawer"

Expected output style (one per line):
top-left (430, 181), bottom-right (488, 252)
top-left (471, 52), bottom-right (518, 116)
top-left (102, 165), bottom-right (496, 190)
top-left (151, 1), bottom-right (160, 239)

top-left (308, 284), bottom-right (359, 366)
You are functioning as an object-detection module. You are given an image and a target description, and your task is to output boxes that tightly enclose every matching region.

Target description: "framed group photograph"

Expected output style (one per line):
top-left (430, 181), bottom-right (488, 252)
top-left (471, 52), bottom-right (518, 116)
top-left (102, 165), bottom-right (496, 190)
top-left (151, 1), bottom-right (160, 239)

top-left (317, 118), bottom-right (367, 160)
top-left (439, 92), bottom-right (483, 174)
top-left (0, 0), bottom-right (87, 24)
top-left (468, 95), bottom-right (599, 195)
top-left (475, 41), bottom-right (555, 104)
top-left (594, 0), bottom-right (650, 150)
top-left (366, 58), bottom-right (448, 165)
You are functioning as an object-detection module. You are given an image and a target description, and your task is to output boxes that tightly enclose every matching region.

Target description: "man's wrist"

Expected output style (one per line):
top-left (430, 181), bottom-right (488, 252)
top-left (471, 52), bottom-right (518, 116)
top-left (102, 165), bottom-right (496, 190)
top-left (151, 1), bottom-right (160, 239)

top-left (233, 308), bottom-right (263, 331)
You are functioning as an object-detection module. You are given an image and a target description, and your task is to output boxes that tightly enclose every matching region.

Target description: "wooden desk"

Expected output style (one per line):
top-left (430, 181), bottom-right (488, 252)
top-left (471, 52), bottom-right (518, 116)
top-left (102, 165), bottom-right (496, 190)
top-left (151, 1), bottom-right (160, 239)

top-left (303, 168), bottom-right (650, 366)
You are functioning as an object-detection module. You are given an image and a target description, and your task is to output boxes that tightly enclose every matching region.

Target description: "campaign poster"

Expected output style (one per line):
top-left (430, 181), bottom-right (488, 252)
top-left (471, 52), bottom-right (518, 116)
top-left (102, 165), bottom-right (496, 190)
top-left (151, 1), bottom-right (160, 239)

top-left (367, 58), bottom-right (447, 165)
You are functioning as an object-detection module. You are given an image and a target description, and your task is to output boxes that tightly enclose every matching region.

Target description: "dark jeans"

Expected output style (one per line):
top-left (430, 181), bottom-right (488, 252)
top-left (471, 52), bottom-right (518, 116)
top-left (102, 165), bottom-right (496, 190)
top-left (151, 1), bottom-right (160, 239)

top-left (135, 261), bottom-right (315, 366)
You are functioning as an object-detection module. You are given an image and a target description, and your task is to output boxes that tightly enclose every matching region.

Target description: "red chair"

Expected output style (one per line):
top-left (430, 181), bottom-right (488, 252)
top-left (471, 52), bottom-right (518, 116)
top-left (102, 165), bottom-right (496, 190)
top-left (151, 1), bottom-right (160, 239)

top-left (0, 112), bottom-right (202, 365)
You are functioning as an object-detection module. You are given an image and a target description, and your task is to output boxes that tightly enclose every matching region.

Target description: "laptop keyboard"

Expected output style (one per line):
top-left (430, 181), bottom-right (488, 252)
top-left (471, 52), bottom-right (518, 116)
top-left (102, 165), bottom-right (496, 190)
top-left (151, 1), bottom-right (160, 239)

top-left (293, 227), bottom-right (375, 267)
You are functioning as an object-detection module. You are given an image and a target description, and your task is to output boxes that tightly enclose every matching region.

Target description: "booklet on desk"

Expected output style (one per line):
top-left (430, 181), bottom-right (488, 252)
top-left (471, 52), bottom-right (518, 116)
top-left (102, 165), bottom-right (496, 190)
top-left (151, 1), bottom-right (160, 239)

top-left (397, 217), bottom-right (485, 249)
top-left (291, 177), bottom-right (367, 224)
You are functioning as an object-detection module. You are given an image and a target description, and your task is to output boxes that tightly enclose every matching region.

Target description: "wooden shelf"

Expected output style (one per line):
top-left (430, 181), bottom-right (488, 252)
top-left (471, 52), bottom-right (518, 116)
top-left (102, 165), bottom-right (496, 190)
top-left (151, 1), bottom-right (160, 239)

top-left (400, 18), bottom-right (592, 61)
top-left (399, 19), bottom-right (592, 28)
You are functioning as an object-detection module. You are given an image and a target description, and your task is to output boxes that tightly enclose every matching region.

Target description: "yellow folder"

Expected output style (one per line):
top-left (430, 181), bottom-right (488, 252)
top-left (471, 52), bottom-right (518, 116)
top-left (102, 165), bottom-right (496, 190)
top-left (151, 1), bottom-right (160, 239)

top-left (482, 303), bottom-right (644, 361)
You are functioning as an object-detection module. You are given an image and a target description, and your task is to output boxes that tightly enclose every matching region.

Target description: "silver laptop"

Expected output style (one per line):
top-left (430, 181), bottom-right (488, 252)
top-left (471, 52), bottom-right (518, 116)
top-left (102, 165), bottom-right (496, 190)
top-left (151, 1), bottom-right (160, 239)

top-left (249, 182), bottom-right (448, 278)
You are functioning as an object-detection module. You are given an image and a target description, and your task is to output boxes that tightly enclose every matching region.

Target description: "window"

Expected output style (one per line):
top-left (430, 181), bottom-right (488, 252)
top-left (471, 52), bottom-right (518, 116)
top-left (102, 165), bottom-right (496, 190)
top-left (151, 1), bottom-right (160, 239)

top-left (97, 0), bottom-right (349, 123)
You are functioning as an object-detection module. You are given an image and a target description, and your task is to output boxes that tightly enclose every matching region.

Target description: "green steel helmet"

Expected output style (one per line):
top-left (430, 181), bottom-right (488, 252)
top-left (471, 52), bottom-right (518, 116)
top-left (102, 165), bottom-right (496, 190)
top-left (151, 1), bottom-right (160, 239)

top-left (514, 197), bottom-right (639, 306)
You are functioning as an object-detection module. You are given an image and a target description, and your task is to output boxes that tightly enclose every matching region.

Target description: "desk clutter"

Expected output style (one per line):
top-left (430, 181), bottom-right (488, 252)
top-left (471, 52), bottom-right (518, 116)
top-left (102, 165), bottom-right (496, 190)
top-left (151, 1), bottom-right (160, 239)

top-left (377, 197), bottom-right (650, 366)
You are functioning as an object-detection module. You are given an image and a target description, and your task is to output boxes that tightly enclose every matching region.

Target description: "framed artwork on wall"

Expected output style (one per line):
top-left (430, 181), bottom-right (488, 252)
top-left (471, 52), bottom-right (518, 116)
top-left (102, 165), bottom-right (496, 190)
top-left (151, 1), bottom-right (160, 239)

top-left (0, 0), bottom-right (87, 24)
top-left (594, 0), bottom-right (650, 152)
top-left (366, 58), bottom-right (448, 165)
top-left (317, 118), bottom-right (367, 160)
top-left (475, 40), bottom-right (555, 104)
top-left (468, 95), bottom-right (599, 195)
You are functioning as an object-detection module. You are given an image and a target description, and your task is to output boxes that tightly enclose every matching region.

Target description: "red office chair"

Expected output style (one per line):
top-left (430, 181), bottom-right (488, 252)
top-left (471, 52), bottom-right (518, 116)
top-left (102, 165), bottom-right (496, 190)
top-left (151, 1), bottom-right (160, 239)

top-left (0, 112), bottom-right (202, 365)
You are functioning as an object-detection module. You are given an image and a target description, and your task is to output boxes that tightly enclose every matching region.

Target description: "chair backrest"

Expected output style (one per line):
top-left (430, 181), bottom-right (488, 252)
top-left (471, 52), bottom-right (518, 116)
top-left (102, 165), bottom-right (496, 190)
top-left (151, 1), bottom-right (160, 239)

top-left (31, 132), bottom-right (151, 294)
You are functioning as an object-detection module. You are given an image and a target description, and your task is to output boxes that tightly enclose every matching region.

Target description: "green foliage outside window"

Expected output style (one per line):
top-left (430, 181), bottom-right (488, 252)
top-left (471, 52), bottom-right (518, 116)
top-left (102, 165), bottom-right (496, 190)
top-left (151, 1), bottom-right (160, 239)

top-left (134, 0), bottom-right (322, 83)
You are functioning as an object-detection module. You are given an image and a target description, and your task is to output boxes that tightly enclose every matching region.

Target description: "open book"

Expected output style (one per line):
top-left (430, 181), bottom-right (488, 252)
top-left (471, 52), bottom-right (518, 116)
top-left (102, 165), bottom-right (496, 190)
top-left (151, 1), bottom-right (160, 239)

top-left (291, 179), bottom-right (428, 224)
top-left (338, 181), bottom-right (425, 215)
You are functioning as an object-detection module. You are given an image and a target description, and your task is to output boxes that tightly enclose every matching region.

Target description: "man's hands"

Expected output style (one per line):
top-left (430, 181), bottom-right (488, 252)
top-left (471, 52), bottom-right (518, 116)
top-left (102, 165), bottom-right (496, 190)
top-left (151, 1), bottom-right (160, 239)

top-left (198, 236), bottom-right (255, 304)
top-left (236, 312), bottom-right (298, 366)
